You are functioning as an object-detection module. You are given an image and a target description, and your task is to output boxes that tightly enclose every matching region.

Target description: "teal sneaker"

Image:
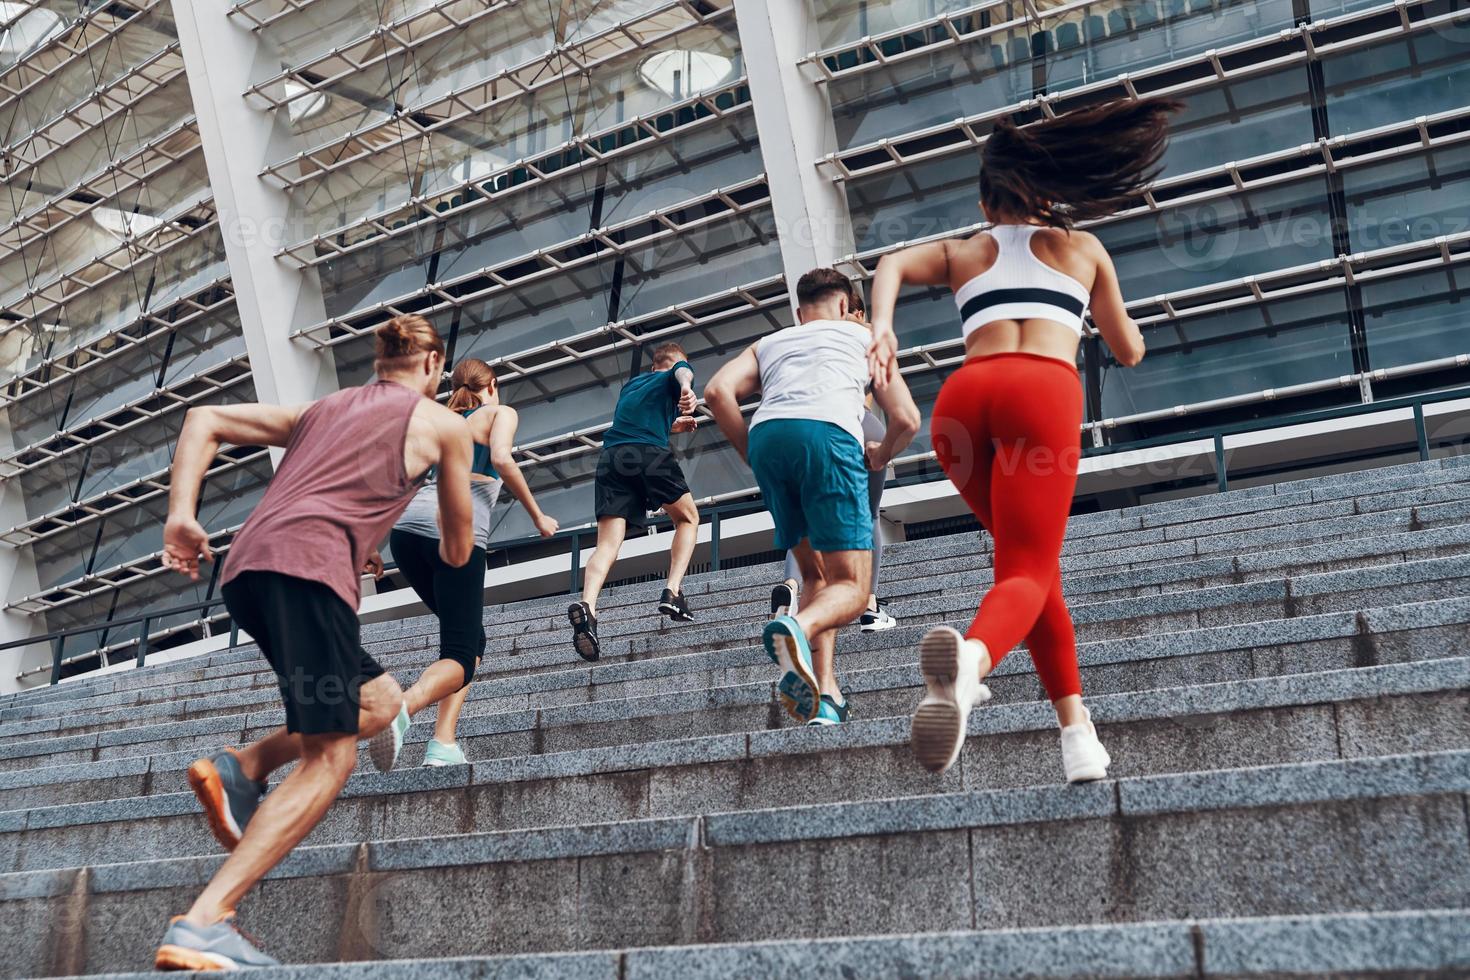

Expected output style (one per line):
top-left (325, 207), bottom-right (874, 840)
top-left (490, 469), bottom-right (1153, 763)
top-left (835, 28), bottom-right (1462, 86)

top-left (369, 701), bottom-right (410, 773)
top-left (422, 738), bottom-right (468, 767)
top-left (763, 615), bottom-right (819, 722)
top-left (806, 694), bottom-right (850, 727)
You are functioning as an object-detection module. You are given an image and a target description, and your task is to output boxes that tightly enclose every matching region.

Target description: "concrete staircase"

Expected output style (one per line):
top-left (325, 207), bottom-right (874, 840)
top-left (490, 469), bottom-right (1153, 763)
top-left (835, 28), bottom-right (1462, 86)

top-left (2, 457), bottom-right (1469, 978)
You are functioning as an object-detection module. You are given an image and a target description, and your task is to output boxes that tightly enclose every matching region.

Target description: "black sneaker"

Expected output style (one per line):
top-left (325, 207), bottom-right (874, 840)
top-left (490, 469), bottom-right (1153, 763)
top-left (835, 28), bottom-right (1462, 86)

top-left (771, 582), bottom-right (796, 618)
top-left (658, 588), bottom-right (694, 623)
top-left (568, 601), bottom-right (600, 661)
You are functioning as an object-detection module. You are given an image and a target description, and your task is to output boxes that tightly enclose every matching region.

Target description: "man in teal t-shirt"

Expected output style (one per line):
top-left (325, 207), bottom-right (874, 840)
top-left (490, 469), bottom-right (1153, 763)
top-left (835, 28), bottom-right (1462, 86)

top-left (567, 342), bottom-right (700, 661)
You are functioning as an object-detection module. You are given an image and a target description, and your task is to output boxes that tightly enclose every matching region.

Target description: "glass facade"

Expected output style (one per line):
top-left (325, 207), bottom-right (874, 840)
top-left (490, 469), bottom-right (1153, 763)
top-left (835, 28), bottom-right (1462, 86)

top-left (0, 2), bottom-right (255, 668)
top-left (1, 0), bottom-right (1468, 676)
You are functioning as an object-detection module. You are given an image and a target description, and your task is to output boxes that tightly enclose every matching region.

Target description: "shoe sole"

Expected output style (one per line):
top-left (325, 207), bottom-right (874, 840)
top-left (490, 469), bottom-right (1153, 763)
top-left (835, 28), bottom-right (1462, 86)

top-left (767, 628), bottom-right (819, 723)
top-left (657, 602), bottom-right (694, 622)
top-left (367, 728), bottom-right (397, 773)
top-left (368, 711), bottom-right (405, 773)
top-left (186, 758), bottom-right (242, 852)
top-left (859, 619), bottom-right (897, 632)
top-left (155, 944), bottom-right (237, 970)
top-left (569, 604), bottom-right (601, 661)
top-left (912, 628), bottom-right (969, 775)
top-left (1066, 765), bottom-right (1110, 783)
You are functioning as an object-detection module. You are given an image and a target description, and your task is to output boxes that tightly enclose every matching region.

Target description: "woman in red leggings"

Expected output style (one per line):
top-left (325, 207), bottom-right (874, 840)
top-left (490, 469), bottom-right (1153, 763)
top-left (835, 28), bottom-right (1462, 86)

top-left (867, 98), bottom-right (1177, 781)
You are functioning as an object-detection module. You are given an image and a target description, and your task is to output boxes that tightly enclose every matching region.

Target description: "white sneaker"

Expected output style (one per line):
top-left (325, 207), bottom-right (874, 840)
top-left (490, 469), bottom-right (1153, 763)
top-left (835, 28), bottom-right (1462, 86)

top-left (910, 626), bottom-right (993, 774)
top-left (1060, 705), bottom-right (1111, 783)
top-left (859, 606), bottom-right (897, 632)
top-left (369, 701), bottom-right (410, 773)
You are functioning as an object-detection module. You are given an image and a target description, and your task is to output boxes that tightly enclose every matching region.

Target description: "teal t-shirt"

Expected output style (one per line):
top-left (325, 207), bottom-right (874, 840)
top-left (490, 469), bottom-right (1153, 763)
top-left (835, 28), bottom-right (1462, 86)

top-left (602, 360), bottom-right (692, 449)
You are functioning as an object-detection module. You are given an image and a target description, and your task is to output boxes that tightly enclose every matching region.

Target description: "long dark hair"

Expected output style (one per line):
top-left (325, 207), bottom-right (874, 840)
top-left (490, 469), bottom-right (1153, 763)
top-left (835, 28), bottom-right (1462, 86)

top-left (980, 97), bottom-right (1183, 228)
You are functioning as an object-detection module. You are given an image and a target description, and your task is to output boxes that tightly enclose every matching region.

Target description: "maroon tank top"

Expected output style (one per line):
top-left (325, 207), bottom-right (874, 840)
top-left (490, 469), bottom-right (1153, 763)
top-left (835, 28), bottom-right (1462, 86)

top-left (222, 380), bottom-right (427, 610)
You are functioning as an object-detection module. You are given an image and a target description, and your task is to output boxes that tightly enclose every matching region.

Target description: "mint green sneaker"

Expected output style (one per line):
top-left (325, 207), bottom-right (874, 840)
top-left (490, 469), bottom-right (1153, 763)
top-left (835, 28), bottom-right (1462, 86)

top-left (763, 615), bottom-right (819, 722)
top-left (369, 701), bottom-right (410, 772)
top-left (422, 739), bottom-right (468, 767)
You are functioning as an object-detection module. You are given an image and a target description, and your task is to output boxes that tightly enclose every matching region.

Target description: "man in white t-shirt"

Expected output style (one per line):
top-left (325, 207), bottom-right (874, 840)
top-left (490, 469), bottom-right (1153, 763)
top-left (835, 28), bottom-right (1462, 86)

top-left (704, 268), bottom-right (921, 726)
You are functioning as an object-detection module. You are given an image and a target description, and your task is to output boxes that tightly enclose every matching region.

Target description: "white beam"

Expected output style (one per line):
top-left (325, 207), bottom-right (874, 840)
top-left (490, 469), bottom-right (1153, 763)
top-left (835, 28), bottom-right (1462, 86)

top-left (171, 0), bottom-right (339, 412)
top-left (733, 0), bottom-right (855, 307)
top-left (0, 406), bottom-right (51, 693)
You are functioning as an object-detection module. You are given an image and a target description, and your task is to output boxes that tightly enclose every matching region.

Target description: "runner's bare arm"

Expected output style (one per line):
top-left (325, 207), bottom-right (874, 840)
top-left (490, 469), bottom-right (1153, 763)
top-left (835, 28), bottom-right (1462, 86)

top-left (433, 411), bottom-right (477, 567)
top-left (867, 239), bottom-right (955, 387)
top-left (867, 366), bottom-right (922, 470)
top-left (675, 363), bottom-right (696, 415)
top-left (703, 345), bottom-right (761, 463)
top-left (1080, 232), bottom-right (1145, 367)
top-left (162, 403), bottom-right (306, 579)
top-left (479, 407), bottom-right (559, 538)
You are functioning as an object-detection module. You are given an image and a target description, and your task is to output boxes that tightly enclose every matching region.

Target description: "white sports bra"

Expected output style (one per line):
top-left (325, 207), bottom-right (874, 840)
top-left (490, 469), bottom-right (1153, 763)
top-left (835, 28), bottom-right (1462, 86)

top-left (953, 225), bottom-right (1091, 340)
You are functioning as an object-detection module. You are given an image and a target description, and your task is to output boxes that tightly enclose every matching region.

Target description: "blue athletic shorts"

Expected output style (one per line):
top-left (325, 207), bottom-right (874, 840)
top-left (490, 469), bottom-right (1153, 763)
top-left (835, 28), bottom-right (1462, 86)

top-left (748, 418), bottom-right (873, 553)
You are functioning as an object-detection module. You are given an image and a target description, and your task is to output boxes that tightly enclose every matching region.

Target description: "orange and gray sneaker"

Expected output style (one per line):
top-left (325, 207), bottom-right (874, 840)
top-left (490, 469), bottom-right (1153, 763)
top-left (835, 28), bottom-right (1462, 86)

top-left (186, 748), bottom-right (266, 851)
top-left (156, 913), bottom-right (279, 969)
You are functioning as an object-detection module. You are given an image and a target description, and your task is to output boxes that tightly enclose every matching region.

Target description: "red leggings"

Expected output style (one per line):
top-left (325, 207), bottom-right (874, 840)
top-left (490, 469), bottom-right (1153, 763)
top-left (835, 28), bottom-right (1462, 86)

top-left (931, 352), bottom-right (1084, 702)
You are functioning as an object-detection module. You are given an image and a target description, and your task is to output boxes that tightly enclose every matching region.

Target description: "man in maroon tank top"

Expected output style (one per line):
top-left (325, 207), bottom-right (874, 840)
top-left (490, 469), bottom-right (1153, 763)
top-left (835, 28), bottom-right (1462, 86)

top-left (152, 315), bottom-right (476, 970)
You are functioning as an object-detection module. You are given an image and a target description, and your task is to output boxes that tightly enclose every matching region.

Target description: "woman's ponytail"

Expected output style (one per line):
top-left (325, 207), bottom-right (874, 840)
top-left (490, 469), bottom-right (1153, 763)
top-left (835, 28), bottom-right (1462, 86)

top-left (445, 358), bottom-right (497, 412)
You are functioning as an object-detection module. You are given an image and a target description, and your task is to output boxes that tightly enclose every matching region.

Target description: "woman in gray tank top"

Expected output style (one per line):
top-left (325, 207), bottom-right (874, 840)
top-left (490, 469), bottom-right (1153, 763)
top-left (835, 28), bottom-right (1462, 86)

top-left (384, 358), bottom-right (560, 768)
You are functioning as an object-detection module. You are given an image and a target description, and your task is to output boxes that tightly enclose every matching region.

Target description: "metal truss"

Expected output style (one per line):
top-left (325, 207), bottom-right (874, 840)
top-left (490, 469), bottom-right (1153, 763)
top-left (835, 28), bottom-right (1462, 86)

top-left (248, 0), bottom-right (521, 103)
top-left (488, 273), bottom-right (787, 390)
top-left (291, 176), bottom-right (773, 347)
top-left (856, 230), bottom-right (1470, 416)
top-left (799, 0), bottom-right (1452, 87)
top-left (0, 352), bottom-right (252, 480)
top-left (227, 0), bottom-right (357, 32)
top-left (1, 43), bottom-right (185, 185)
top-left (254, 0), bottom-right (734, 192)
top-left (817, 0), bottom-right (1467, 182)
top-left (0, 120), bottom-right (201, 260)
top-left (274, 83), bottom-right (753, 267)
top-left (0, 444), bottom-right (267, 548)
top-left (0, 0), bottom-right (167, 103)
top-left (7, 525), bottom-right (243, 614)
top-left (1, 278), bottom-right (235, 406)
top-left (839, 109), bottom-right (1470, 329)
top-left (4, 206), bottom-right (220, 341)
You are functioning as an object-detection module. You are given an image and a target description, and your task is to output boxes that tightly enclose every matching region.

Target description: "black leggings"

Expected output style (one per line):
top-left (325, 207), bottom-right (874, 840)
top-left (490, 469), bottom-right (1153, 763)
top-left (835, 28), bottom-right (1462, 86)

top-left (389, 529), bottom-right (486, 689)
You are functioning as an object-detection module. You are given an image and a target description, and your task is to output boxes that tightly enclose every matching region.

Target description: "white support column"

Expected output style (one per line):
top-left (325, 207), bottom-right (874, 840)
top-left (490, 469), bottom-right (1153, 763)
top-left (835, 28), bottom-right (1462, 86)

top-left (172, 0), bottom-right (339, 410)
top-left (734, 0), bottom-right (856, 310)
top-left (0, 410), bottom-right (49, 692)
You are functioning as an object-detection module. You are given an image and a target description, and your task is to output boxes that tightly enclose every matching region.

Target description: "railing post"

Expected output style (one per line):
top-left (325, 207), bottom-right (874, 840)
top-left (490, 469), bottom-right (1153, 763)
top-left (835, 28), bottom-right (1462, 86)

top-left (569, 532), bottom-right (582, 595)
top-left (1214, 434), bottom-right (1229, 492)
top-left (230, 617), bottom-right (240, 648)
top-left (710, 511), bottom-right (722, 572)
top-left (1413, 401), bottom-right (1430, 461)
top-left (135, 615), bottom-right (152, 668)
top-left (49, 636), bottom-right (64, 686)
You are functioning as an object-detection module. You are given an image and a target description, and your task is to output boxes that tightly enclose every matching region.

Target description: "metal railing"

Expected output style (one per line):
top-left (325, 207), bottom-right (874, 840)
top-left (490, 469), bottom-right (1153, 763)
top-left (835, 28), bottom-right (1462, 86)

top-left (8, 381), bottom-right (1470, 687)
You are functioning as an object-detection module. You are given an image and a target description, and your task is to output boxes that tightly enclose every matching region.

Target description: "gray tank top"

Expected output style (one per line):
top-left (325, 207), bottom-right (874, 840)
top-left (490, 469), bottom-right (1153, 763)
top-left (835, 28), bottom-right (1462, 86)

top-left (393, 476), bottom-right (501, 552)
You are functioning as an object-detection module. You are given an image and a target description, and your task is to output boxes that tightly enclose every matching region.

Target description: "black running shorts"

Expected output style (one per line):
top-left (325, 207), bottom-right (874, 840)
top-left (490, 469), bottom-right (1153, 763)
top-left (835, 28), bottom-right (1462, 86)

top-left (594, 444), bottom-right (690, 531)
top-left (222, 570), bottom-right (385, 736)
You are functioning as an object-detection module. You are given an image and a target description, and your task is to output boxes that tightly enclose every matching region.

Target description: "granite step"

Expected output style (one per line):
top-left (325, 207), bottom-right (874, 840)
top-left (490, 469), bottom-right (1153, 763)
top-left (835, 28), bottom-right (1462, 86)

top-left (1, 586), bottom-right (1466, 777)
top-left (2, 656), bottom-right (1464, 872)
top-left (42, 908), bottom-right (1470, 979)
top-left (12, 456), bottom-right (1467, 712)
top-left (3, 750), bottom-right (1465, 976)
top-left (9, 547), bottom-right (1468, 746)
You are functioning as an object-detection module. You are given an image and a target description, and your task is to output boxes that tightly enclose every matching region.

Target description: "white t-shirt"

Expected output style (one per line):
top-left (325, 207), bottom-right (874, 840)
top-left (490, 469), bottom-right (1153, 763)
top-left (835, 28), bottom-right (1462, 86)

top-left (750, 319), bottom-right (872, 445)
